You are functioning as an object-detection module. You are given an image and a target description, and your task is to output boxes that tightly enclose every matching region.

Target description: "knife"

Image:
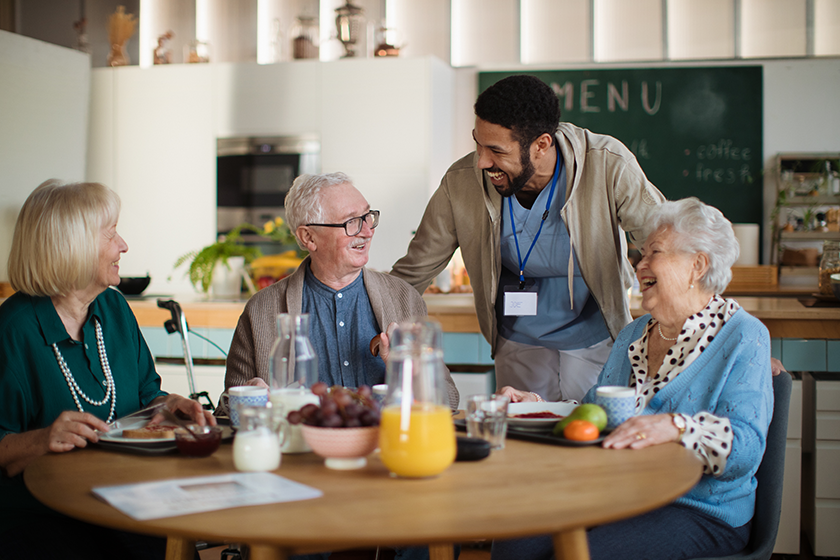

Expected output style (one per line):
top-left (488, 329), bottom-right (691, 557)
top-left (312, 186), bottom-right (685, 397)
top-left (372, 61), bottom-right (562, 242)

top-left (103, 402), bottom-right (170, 435)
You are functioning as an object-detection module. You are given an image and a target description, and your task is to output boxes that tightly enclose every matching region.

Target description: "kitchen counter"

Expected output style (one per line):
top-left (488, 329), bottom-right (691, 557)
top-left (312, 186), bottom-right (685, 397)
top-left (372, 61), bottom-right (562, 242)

top-left (126, 293), bottom-right (840, 339)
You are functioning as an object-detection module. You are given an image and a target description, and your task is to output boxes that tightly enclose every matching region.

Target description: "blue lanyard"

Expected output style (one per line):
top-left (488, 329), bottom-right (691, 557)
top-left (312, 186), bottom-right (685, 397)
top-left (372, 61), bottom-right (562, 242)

top-left (508, 147), bottom-right (561, 289)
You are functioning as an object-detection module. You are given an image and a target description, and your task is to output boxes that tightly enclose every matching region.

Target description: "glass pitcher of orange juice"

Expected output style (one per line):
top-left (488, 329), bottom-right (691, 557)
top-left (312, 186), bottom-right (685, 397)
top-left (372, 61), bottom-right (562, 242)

top-left (379, 320), bottom-right (456, 478)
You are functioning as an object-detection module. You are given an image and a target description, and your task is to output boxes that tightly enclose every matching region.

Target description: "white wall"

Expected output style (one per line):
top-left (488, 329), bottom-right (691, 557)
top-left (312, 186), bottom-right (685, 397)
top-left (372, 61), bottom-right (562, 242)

top-left (0, 31), bottom-right (90, 282)
top-left (86, 56), bottom-right (455, 294)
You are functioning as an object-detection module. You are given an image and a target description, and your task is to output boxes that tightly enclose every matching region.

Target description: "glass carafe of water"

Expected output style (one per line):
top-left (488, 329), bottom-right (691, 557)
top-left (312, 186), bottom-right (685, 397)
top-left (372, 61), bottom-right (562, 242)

top-left (379, 320), bottom-right (456, 478)
top-left (269, 313), bottom-right (320, 453)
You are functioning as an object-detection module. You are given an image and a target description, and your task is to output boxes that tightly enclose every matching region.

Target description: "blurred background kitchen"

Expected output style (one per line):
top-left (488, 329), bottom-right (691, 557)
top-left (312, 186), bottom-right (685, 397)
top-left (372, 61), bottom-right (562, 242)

top-left (2, 3), bottom-right (840, 558)
top-left (1, 0), bottom-right (839, 296)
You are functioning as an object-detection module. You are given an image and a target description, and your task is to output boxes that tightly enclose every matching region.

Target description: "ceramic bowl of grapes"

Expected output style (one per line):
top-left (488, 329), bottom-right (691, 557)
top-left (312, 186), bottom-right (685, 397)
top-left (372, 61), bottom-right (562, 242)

top-left (291, 383), bottom-right (380, 470)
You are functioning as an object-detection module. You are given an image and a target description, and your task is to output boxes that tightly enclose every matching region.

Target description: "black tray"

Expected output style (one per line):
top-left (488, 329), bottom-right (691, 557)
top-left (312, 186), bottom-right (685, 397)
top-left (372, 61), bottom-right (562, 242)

top-left (454, 418), bottom-right (606, 447)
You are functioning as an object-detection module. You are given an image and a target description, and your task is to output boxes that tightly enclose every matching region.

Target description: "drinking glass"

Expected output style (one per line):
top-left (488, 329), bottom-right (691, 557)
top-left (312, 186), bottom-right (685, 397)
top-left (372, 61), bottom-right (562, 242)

top-left (466, 394), bottom-right (510, 449)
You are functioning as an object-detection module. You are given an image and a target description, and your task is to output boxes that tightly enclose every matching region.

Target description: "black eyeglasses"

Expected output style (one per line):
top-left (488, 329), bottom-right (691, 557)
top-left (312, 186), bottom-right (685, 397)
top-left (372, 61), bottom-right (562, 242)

top-left (307, 210), bottom-right (380, 236)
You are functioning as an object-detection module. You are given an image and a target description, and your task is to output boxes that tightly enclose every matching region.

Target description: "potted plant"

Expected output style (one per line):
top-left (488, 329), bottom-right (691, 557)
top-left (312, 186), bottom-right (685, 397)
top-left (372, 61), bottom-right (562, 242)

top-left (174, 218), bottom-right (301, 295)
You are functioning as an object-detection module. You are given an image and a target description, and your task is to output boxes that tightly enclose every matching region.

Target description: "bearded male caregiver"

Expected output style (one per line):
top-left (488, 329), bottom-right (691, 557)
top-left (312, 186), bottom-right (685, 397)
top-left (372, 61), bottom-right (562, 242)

top-left (390, 75), bottom-right (665, 402)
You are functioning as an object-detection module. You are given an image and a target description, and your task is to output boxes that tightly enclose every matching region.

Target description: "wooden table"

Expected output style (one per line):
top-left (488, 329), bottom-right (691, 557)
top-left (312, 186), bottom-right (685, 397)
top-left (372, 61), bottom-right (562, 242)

top-left (25, 438), bottom-right (701, 560)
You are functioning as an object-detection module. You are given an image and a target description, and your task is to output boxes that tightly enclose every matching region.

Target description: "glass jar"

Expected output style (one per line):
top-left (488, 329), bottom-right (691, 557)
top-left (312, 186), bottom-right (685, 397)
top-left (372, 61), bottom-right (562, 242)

top-left (818, 240), bottom-right (840, 296)
top-left (291, 16), bottom-right (319, 60)
top-left (379, 321), bottom-right (456, 478)
top-left (335, 0), bottom-right (365, 58)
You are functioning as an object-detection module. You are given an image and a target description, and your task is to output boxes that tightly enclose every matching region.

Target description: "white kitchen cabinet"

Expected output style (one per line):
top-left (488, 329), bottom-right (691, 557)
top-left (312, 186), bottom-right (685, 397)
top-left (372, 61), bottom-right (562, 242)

top-left (803, 373), bottom-right (840, 557)
top-left (0, 32), bottom-right (90, 274)
top-left (86, 57), bottom-right (455, 295)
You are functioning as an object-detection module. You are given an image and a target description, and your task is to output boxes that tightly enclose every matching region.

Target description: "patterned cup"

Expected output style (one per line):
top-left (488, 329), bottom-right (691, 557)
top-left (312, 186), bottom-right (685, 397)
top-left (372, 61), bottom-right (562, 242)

top-left (223, 386), bottom-right (268, 429)
top-left (595, 386), bottom-right (636, 431)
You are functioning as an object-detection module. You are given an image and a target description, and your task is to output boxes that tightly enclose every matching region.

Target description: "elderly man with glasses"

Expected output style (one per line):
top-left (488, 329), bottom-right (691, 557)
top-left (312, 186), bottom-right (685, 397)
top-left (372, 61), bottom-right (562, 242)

top-left (222, 172), bottom-right (459, 410)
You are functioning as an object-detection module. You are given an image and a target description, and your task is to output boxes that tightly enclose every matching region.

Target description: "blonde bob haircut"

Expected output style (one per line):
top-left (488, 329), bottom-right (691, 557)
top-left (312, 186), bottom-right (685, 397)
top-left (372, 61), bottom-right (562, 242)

top-left (8, 180), bottom-right (121, 297)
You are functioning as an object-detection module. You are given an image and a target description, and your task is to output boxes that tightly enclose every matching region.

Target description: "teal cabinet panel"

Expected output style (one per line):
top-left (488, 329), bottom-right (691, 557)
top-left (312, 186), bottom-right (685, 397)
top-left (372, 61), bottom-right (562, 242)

top-left (829, 341), bottom-right (840, 372)
top-left (203, 328), bottom-right (235, 360)
top-left (139, 326), bottom-right (234, 361)
top-left (140, 326), bottom-right (174, 359)
top-left (771, 338), bottom-right (782, 361)
top-left (442, 333), bottom-right (480, 364)
top-left (781, 339), bottom-right (827, 372)
top-left (477, 337), bottom-right (494, 365)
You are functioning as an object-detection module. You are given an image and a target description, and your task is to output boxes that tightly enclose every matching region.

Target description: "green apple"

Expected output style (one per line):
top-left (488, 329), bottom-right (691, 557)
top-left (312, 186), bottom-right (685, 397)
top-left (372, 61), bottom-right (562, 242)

top-left (552, 403), bottom-right (608, 435)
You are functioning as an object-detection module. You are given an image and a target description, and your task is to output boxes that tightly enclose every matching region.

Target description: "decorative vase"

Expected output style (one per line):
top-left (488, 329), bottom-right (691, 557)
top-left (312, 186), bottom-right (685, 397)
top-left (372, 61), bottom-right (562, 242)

top-left (107, 43), bottom-right (129, 66)
top-left (210, 256), bottom-right (245, 299)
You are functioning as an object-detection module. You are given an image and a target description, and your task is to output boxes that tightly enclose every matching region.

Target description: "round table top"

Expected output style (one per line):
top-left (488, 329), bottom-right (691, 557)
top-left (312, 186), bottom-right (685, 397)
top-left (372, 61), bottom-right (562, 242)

top-left (25, 436), bottom-right (701, 552)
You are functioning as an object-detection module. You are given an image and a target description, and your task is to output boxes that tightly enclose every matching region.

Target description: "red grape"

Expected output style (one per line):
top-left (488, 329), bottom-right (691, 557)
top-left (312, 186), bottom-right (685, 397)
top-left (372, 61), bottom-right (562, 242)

top-left (288, 386), bottom-right (381, 427)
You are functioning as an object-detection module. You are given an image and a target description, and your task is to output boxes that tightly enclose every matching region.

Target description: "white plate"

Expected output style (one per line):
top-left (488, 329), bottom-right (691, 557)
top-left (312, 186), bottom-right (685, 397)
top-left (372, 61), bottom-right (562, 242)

top-left (99, 431), bottom-right (175, 443)
top-left (506, 402), bottom-right (576, 428)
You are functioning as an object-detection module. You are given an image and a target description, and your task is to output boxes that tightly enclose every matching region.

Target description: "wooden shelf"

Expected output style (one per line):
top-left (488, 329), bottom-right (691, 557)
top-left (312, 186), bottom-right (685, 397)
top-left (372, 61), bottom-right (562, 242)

top-left (784, 196), bottom-right (840, 206)
top-left (781, 231), bottom-right (840, 240)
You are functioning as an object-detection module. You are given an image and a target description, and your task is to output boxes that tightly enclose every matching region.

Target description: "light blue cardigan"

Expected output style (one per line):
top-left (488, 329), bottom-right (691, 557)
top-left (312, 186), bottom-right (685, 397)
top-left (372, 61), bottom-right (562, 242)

top-left (583, 308), bottom-right (773, 528)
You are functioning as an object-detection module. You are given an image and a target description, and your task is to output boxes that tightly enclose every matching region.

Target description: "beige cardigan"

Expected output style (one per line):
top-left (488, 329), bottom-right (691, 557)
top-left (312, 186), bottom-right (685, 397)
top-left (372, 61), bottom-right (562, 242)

top-left (390, 122), bottom-right (666, 354)
top-left (222, 259), bottom-right (460, 411)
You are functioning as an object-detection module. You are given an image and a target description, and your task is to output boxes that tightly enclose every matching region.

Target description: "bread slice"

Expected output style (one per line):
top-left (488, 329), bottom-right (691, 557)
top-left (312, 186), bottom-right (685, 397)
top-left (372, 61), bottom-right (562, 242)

top-left (121, 424), bottom-right (177, 439)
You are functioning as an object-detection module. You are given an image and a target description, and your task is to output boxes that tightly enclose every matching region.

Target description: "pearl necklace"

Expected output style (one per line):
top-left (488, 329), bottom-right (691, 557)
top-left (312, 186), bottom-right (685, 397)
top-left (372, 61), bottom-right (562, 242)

top-left (657, 323), bottom-right (679, 342)
top-left (52, 319), bottom-right (117, 423)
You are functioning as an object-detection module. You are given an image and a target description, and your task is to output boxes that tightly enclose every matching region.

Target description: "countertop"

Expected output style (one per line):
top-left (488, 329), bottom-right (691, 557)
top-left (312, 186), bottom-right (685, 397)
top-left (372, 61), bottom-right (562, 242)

top-left (126, 292), bottom-right (840, 339)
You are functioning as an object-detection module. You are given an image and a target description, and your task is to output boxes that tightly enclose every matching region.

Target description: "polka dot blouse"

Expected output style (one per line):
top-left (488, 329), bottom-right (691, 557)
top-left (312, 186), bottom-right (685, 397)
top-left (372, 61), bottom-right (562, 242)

top-left (627, 295), bottom-right (740, 476)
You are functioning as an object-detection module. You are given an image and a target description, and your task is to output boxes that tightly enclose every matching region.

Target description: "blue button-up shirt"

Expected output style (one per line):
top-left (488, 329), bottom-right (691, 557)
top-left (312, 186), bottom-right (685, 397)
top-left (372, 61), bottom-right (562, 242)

top-left (302, 265), bottom-right (385, 388)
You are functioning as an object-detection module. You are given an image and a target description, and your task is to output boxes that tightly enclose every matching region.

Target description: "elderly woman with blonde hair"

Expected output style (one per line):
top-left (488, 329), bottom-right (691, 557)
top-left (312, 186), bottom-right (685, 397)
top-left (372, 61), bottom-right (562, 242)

top-left (495, 198), bottom-right (773, 560)
top-left (0, 180), bottom-right (211, 560)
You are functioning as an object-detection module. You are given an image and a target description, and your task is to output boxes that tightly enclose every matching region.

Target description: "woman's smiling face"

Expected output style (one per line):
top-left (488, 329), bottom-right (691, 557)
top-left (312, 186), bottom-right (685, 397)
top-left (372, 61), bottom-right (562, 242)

top-left (96, 222), bottom-right (128, 290)
top-left (636, 226), bottom-right (698, 320)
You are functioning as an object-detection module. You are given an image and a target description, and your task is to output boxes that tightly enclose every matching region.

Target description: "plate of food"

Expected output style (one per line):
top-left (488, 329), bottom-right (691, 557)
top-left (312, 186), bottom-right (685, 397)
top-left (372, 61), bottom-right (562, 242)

top-left (99, 424), bottom-right (179, 443)
top-left (506, 402), bottom-right (576, 430)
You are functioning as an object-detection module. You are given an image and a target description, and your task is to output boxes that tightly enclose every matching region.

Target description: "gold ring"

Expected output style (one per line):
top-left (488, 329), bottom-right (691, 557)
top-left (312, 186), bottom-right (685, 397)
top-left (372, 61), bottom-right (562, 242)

top-left (636, 433), bottom-right (646, 440)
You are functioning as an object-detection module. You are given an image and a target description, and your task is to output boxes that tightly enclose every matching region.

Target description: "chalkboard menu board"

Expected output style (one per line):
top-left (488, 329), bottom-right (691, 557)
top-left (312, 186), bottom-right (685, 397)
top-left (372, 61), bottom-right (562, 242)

top-left (478, 67), bottom-right (764, 230)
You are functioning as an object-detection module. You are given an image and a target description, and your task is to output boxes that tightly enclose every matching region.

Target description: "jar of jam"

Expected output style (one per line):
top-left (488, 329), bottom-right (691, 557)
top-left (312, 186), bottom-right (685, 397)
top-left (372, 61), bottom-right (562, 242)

top-left (818, 240), bottom-right (840, 296)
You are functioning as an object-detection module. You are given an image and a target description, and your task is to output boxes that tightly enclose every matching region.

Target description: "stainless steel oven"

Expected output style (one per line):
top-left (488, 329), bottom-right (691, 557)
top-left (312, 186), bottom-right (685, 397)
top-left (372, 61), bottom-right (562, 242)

top-left (216, 135), bottom-right (320, 235)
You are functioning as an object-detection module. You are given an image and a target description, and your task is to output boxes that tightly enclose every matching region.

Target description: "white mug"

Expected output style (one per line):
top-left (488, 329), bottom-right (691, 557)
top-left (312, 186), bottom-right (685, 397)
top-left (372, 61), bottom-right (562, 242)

top-left (222, 386), bottom-right (268, 429)
top-left (595, 386), bottom-right (636, 431)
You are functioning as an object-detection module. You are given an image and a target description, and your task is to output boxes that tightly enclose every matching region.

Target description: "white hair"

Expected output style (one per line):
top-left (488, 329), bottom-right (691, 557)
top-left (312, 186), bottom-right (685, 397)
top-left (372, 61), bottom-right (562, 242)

top-left (648, 197), bottom-right (739, 294)
top-left (284, 172), bottom-right (353, 249)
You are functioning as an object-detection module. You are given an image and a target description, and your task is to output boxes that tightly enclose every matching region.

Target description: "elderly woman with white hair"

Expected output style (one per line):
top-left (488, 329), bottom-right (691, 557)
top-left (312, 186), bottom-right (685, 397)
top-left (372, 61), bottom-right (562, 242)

top-left (495, 198), bottom-right (773, 560)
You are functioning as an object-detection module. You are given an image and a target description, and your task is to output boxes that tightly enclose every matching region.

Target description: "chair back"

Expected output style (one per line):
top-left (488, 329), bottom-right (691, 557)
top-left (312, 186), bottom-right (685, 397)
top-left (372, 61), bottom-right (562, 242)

top-left (696, 370), bottom-right (792, 560)
top-left (747, 370), bottom-right (792, 559)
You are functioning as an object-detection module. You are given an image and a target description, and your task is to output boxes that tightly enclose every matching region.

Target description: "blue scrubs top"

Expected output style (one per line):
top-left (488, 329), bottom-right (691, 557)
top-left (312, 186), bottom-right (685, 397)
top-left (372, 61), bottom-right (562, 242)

top-left (496, 150), bottom-right (611, 351)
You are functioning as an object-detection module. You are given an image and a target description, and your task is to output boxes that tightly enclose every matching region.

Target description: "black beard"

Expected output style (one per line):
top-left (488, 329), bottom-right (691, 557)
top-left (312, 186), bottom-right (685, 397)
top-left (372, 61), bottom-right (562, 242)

top-left (492, 148), bottom-right (536, 198)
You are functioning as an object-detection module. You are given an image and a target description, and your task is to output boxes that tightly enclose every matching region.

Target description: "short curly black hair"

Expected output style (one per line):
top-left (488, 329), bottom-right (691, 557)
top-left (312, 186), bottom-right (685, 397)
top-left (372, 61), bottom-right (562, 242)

top-left (474, 75), bottom-right (561, 148)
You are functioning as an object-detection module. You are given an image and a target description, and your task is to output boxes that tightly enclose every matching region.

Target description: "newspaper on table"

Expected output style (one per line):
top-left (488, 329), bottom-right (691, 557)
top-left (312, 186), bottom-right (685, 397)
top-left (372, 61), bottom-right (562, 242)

top-left (92, 472), bottom-right (322, 520)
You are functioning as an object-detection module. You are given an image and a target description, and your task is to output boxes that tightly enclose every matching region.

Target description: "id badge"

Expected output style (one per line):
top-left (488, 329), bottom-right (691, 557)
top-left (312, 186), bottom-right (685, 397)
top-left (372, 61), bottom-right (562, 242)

top-left (503, 284), bottom-right (538, 316)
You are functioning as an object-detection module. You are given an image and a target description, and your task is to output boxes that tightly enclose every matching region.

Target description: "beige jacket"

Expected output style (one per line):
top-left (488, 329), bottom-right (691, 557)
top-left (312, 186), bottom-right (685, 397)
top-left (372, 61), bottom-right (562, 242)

top-left (223, 258), bottom-right (460, 411)
top-left (390, 122), bottom-right (665, 354)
